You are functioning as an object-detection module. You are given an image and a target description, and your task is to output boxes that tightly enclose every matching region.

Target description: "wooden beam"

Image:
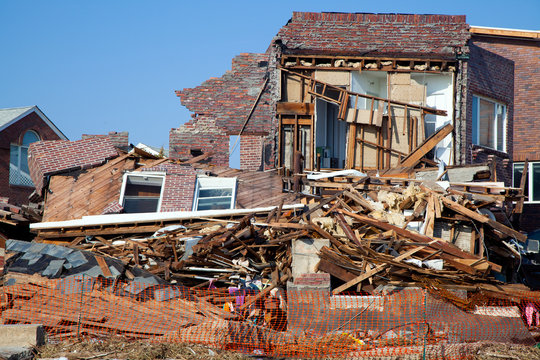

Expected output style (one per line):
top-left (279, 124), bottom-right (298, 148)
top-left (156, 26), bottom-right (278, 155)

top-left (399, 124), bottom-right (453, 168)
top-left (333, 240), bottom-right (436, 294)
top-left (469, 26), bottom-right (540, 40)
top-left (437, 195), bottom-right (527, 242)
top-left (276, 102), bottom-right (314, 115)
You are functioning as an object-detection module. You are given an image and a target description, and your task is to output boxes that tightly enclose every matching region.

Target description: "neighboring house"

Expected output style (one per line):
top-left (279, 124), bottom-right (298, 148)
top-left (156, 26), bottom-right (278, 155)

top-left (173, 12), bottom-right (516, 184)
top-left (27, 137), bottom-right (294, 222)
top-left (0, 106), bottom-right (67, 206)
top-left (469, 26), bottom-right (540, 232)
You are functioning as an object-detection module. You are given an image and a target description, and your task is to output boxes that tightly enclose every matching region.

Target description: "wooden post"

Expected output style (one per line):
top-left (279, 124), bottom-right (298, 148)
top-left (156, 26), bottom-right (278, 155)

top-left (293, 151), bottom-right (304, 192)
top-left (347, 123), bottom-right (357, 169)
top-left (514, 159), bottom-right (529, 228)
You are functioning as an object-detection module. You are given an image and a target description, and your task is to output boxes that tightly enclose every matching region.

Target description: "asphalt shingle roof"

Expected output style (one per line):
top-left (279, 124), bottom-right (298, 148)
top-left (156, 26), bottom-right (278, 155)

top-left (0, 106), bottom-right (35, 128)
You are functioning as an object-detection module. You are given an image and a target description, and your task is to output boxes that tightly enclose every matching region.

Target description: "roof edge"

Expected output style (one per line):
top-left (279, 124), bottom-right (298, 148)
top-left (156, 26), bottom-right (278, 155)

top-left (0, 106), bottom-right (68, 140)
top-left (470, 25), bottom-right (540, 40)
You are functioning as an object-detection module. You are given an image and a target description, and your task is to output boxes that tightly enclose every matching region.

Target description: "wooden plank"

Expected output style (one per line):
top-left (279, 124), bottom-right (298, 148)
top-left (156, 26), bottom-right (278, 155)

top-left (338, 209), bottom-right (490, 261)
top-left (469, 26), bottom-right (540, 39)
top-left (386, 114), bottom-right (392, 168)
top-left (347, 122), bottom-right (357, 169)
top-left (515, 159), bottom-right (528, 216)
top-left (356, 138), bottom-right (408, 156)
top-left (399, 124), bottom-right (453, 168)
top-left (317, 259), bottom-right (356, 282)
top-left (276, 102), bottom-right (314, 115)
top-left (437, 195), bottom-right (526, 242)
top-left (343, 189), bottom-right (375, 212)
top-left (95, 256), bottom-right (113, 277)
top-left (282, 69), bottom-right (446, 115)
top-left (333, 240), bottom-right (436, 294)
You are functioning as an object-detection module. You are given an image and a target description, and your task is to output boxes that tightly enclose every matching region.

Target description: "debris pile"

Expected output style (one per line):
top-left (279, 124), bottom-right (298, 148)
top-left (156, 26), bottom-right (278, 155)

top-left (20, 175), bottom-right (533, 298)
top-left (2, 174), bottom-right (540, 356)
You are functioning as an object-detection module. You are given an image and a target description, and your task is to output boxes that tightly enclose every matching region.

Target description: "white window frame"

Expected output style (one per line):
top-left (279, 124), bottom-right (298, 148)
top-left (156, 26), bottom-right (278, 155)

top-left (192, 176), bottom-right (237, 211)
top-left (513, 162), bottom-right (540, 204)
top-left (118, 172), bottom-right (166, 213)
top-left (472, 95), bottom-right (507, 152)
top-left (9, 130), bottom-right (40, 186)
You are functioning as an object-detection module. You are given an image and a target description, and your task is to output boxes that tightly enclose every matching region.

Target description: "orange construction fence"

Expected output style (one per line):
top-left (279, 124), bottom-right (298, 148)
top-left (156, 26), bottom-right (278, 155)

top-left (1, 275), bottom-right (539, 359)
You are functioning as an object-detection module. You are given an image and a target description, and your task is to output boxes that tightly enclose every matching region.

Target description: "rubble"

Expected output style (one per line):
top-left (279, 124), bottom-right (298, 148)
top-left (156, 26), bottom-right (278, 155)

top-left (1, 171), bottom-right (539, 355)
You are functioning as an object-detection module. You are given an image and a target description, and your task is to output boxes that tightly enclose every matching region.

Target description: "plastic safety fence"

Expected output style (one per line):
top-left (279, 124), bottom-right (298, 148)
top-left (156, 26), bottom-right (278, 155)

top-left (1, 276), bottom-right (538, 359)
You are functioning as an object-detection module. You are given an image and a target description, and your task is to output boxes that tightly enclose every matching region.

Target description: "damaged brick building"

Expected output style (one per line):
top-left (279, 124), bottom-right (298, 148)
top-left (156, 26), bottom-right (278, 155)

top-left (172, 12), bottom-right (519, 186)
top-left (469, 26), bottom-right (540, 231)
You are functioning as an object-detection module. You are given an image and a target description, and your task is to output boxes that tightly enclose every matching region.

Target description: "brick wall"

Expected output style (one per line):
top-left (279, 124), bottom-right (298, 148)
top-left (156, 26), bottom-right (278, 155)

top-left (173, 53), bottom-right (277, 168)
top-left (141, 163), bottom-right (197, 212)
top-left (465, 43), bottom-right (514, 186)
top-left (470, 35), bottom-right (540, 232)
top-left (240, 135), bottom-right (263, 171)
top-left (28, 137), bottom-right (119, 195)
top-left (471, 35), bottom-right (540, 162)
top-left (0, 112), bottom-right (64, 205)
top-left (169, 115), bottom-right (230, 166)
top-left (275, 12), bottom-right (470, 58)
top-left (82, 131), bottom-right (129, 149)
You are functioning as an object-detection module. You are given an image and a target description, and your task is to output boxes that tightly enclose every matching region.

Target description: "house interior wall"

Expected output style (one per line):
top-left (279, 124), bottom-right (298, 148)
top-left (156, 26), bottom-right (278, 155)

top-left (410, 73), bottom-right (454, 164)
top-left (278, 67), bottom-right (455, 172)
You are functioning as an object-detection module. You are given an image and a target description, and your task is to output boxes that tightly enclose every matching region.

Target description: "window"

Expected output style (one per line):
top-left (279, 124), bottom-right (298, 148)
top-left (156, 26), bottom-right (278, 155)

top-left (119, 173), bottom-right (165, 213)
top-left (193, 176), bottom-right (237, 211)
top-left (472, 95), bottom-right (507, 151)
top-left (10, 130), bottom-right (40, 186)
top-left (513, 162), bottom-right (540, 203)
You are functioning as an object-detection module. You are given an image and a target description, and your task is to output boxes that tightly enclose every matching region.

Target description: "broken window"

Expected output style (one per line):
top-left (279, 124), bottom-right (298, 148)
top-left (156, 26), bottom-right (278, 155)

top-left (119, 173), bottom-right (165, 213)
top-left (10, 130), bottom-right (40, 186)
top-left (513, 162), bottom-right (540, 203)
top-left (193, 176), bottom-right (236, 211)
top-left (472, 95), bottom-right (506, 152)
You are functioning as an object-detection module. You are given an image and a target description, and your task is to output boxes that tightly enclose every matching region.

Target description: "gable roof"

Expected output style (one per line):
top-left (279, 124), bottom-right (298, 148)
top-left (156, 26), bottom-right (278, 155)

top-left (0, 105), bottom-right (68, 140)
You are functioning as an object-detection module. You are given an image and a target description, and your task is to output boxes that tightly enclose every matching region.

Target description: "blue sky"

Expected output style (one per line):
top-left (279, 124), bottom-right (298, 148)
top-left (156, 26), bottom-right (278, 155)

top-left (1, 0), bottom-right (538, 154)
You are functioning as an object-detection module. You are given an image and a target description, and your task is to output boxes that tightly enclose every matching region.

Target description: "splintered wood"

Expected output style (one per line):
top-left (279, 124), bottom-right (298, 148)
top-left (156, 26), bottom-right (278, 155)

top-left (29, 175), bottom-right (528, 301)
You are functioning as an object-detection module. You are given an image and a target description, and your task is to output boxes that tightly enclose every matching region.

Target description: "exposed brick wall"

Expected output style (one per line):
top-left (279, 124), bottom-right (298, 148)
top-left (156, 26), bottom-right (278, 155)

top-left (141, 163), bottom-right (197, 212)
top-left (177, 53), bottom-right (273, 135)
top-left (240, 135), bottom-right (263, 171)
top-left (0, 112), bottom-right (64, 205)
top-left (82, 131), bottom-right (129, 149)
top-left (465, 43), bottom-right (514, 186)
top-left (175, 13), bottom-right (470, 171)
top-left (28, 137), bottom-right (119, 195)
top-left (169, 115), bottom-right (230, 166)
top-left (469, 35), bottom-right (540, 231)
top-left (518, 203), bottom-right (540, 233)
top-left (275, 12), bottom-right (470, 58)
top-left (471, 35), bottom-right (540, 162)
top-left (174, 53), bottom-right (278, 168)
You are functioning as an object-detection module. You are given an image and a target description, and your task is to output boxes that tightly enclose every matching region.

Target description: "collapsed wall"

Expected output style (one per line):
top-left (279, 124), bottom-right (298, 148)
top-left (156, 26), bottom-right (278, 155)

top-left (172, 53), bottom-right (277, 169)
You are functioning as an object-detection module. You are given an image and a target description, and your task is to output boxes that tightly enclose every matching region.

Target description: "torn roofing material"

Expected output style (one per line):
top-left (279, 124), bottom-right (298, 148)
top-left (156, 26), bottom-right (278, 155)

top-left (6, 239), bottom-right (164, 285)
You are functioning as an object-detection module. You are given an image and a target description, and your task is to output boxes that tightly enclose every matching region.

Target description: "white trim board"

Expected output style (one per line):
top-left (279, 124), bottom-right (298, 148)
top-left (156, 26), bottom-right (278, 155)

top-left (30, 204), bottom-right (305, 230)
